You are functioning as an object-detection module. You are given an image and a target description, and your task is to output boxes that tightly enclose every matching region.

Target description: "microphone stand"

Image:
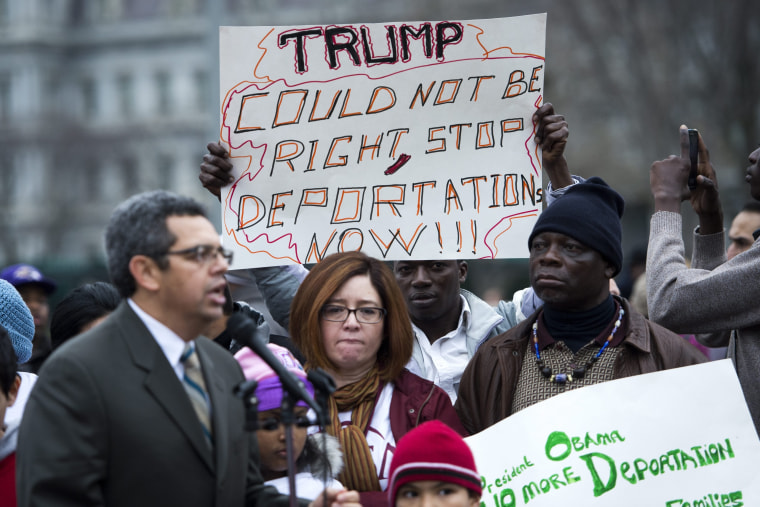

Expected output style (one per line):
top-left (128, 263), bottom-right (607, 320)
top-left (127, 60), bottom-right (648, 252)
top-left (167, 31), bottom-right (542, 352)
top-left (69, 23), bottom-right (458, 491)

top-left (307, 368), bottom-right (336, 429)
top-left (237, 379), bottom-right (298, 507)
top-left (234, 380), bottom-right (260, 432)
top-left (280, 392), bottom-right (299, 507)
top-left (228, 313), bottom-right (334, 504)
top-left (306, 368), bottom-right (336, 507)
top-left (281, 370), bottom-right (335, 507)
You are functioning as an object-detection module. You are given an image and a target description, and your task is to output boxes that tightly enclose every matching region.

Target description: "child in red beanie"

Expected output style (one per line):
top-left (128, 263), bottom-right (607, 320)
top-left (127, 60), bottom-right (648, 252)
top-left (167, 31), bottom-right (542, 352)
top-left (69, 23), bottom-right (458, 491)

top-left (387, 420), bottom-right (481, 507)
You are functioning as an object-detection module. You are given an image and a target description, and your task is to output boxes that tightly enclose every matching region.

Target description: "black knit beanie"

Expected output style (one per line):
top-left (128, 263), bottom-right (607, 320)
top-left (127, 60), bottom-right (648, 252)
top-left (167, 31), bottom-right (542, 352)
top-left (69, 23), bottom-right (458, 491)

top-left (528, 176), bottom-right (625, 276)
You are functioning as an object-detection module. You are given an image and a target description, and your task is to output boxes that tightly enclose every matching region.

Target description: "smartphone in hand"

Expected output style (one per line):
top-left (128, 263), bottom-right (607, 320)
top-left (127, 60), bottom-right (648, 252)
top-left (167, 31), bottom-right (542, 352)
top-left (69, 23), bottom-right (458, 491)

top-left (688, 129), bottom-right (699, 190)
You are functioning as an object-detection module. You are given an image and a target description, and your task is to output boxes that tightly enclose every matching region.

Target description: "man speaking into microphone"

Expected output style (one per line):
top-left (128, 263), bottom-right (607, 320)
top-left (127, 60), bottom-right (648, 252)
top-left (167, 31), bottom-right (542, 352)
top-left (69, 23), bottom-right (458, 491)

top-left (16, 190), bottom-right (360, 507)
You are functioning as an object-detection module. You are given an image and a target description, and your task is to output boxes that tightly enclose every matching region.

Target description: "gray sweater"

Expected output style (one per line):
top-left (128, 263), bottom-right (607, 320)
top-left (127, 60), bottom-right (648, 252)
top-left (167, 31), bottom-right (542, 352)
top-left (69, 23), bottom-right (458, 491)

top-left (647, 211), bottom-right (760, 436)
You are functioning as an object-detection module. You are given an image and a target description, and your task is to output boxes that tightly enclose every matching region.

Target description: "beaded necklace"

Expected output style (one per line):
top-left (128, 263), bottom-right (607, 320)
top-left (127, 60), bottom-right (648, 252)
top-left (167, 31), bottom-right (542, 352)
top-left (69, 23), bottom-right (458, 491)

top-left (533, 306), bottom-right (625, 385)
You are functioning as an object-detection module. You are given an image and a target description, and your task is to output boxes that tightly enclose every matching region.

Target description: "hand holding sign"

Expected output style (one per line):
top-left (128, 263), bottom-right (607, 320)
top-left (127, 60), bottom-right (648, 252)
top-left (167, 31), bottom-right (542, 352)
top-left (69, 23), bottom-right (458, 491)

top-left (200, 142), bottom-right (234, 200)
top-left (533, 103), bottom-right (572, 189)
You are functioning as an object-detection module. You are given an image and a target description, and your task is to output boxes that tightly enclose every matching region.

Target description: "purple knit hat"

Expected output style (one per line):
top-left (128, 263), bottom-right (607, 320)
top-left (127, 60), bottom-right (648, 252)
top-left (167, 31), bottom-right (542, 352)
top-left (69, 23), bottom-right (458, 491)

top-left (234, 343), bottom-right (314, 411)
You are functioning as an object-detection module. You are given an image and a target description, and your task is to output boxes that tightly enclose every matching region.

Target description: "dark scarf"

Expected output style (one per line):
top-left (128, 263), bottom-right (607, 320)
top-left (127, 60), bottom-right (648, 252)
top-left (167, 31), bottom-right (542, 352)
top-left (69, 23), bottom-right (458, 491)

top-left (541, 295), bottom-right (616, 353)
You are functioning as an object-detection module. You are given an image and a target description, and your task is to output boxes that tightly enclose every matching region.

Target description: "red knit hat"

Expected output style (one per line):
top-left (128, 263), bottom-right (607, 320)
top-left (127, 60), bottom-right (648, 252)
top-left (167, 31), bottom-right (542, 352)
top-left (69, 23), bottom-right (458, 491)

top-left (388, 420), bottom-right (481, 503)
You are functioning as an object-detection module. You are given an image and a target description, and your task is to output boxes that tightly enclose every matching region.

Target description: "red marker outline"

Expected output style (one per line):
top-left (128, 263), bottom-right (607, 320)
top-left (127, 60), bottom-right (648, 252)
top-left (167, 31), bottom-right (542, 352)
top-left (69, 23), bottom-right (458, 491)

top-left (384, 153), bottom-right (411, 175)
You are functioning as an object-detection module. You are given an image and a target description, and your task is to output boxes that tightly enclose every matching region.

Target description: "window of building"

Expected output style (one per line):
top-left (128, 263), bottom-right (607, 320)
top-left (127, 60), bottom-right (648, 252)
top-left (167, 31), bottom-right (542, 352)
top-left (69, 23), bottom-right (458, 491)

top-left (124, 0), bottom-right (159, 20)
top-left (155, 71), bottom-right (171, 115)
top-left (70, 0), bottom-right (124, 24)
top-left (0, 0), bottom-right (9, 26)
top-left (0, 155), bottom-right (13, 199)
top-left (116, 73), bottom-right (134, 119)
top-left (0, 0), bottom-right (11, 26)
top-left (102, 0), bottom-right (122, 21)
top-left (193, 69), bottom-right (208, 113)
top-left (0, 73), bottom-right (11, 122)
top-left (43, 75), bottom-right (60, 118)
top-left (83, 1), bottom-right (102, 23)
top-left (156, 154), bottom-right (173, 189)
top-left (81, 77), bottom-right (97, 119)
top-left (83, 159), bottom-right (100, 198)
top-left (167, 0), bottom-right (201, 16)
top-left (121, 156), bottom-right (138, 195)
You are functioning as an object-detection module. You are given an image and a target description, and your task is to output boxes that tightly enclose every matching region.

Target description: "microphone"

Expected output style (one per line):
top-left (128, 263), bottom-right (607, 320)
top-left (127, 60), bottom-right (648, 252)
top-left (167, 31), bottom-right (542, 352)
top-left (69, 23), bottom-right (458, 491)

top-left (227, 312), bottom-right (324, 418)
top-left (306, 368), bottom-right (336, 428)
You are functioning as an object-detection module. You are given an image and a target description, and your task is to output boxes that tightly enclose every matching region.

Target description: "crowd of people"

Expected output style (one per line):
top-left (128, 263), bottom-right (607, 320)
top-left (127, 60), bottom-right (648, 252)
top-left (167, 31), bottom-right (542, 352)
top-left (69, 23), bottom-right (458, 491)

top-left (0, 100), bottom-right (758, 507)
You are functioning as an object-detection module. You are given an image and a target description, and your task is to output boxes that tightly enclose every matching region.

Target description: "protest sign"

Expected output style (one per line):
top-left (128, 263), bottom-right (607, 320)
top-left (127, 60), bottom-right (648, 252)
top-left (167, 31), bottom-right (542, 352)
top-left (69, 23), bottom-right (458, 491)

top-left (219, 14), bottom-right (546, 268)
top-left (465, 360), bottom-right (760, 506)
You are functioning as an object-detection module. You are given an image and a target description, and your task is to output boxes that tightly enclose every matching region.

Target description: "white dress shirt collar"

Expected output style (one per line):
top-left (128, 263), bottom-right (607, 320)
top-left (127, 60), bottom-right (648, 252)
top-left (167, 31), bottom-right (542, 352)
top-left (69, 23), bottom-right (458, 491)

top-left (410, 295), bottom-right (471, 403)
top-left (128, 298), bottom-right (191, 380)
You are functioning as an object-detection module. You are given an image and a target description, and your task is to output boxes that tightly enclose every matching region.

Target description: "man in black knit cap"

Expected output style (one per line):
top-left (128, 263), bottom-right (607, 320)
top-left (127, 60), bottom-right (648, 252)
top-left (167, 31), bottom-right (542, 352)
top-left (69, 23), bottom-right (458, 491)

top-left (455, 177), bottom-right (706, 435)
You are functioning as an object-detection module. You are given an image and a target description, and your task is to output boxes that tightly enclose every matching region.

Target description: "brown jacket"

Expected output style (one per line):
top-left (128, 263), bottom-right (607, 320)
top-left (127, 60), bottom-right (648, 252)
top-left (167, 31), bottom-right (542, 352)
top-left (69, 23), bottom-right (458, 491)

top-left (455, 297), bottom-right (707, 435)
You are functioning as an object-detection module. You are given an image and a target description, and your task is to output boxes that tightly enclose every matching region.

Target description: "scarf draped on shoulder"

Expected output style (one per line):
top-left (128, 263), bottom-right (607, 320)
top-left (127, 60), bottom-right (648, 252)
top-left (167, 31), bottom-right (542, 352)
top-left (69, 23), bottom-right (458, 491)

top-left (326, 364), bottom-right (382, 492)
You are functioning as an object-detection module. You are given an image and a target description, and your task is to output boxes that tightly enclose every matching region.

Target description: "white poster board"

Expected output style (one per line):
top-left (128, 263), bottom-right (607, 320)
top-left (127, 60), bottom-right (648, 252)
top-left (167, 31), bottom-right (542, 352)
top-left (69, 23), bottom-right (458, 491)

top-left (219, 14), bottom-right (546, 268)
top-left (466, 360), bottom-right (760, 506)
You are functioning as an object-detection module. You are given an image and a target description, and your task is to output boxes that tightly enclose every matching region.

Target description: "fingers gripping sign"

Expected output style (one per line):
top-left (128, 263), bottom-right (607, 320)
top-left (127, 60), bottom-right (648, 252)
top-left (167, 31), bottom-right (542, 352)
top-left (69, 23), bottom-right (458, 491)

top-left (199, 142), bottom-right (235, 200)
top-left (533, 102), bottom-right (572, 189)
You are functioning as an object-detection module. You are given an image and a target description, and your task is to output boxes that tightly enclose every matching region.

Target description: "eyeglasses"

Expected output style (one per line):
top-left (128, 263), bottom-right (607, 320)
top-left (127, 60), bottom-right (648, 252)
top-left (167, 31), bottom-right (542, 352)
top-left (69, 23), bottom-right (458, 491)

top-left (164, 245), bottom-right (233, 265)
top-left (258, 415), bottom-right (312, 431)
top-left (320, 304), bottom-right (386, 324)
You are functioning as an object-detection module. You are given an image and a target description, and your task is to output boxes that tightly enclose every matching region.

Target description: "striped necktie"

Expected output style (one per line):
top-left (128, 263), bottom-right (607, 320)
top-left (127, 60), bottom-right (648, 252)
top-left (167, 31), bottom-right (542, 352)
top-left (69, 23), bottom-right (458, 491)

top-left (180, 343), bottom-right (213, 447)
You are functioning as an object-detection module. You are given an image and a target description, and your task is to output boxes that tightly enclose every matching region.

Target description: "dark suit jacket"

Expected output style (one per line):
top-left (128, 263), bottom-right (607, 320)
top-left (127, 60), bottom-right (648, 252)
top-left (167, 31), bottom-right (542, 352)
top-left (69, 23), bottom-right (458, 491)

top-left (17, 302), bottom-right (308, 507)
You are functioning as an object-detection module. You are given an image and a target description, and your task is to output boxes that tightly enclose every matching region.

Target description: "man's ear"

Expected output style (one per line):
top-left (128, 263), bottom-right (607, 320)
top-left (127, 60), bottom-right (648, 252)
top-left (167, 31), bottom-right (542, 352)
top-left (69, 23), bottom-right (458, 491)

top-left (129, 255), bottom-right (162, 293)
top-left (603, 262), bottom-right (616, 281)
top-left (7, 375), bottom-right (20, 407)
top-left (608, 278), bottom-right (621, 297)
top-left (458, 260), bottom-right (468, 283)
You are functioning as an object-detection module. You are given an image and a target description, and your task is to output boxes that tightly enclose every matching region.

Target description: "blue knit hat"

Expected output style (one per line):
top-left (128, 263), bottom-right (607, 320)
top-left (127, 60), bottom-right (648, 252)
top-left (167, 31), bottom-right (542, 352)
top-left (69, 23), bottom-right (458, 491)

top-left (0, 279), bottom-right (35, 363)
